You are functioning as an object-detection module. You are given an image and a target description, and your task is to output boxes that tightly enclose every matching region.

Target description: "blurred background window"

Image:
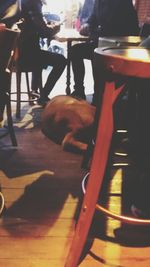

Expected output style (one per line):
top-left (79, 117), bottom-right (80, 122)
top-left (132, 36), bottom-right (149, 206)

top-left (42, 0), bottom-right (84, 28)
top-left (42, 0), bottom-right (150, 30)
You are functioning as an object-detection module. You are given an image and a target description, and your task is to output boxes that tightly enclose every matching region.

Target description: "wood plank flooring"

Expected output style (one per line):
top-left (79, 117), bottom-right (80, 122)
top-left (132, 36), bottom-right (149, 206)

top-left (0, 103), bottom-right (84, 267)
top-left (0, 69), bottom-right (150, 267)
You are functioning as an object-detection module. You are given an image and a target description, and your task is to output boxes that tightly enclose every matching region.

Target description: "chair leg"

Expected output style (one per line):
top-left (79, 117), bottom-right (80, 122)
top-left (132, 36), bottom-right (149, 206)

top-left (39, 71), bottom-right (43, 96)
top-left (1, 72), bottom-right (17, 146)
top-left (14, 70), bottom-right (41, 118)
top-left (6, 93), bottom-right (17, 146)
top-left (25, 72), bottom-right (31, 99)
top-left (16, 71), bottom-right (21, 119)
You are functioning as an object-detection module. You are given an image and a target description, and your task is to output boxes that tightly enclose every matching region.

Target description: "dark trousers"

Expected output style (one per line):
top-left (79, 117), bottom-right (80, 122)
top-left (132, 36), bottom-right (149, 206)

top-left (128, 79), bottom-right (150, 170)
top-left (70, 41), bottom-right (96, 94)
top-left (20, 49), bottom-right (67, 99)
top-left (126, 78), bottom-right (150, 212)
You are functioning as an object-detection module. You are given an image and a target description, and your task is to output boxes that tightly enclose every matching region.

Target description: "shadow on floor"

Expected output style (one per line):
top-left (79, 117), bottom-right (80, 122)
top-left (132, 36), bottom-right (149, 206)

top-left (2, 171), bottom-right (84, 237)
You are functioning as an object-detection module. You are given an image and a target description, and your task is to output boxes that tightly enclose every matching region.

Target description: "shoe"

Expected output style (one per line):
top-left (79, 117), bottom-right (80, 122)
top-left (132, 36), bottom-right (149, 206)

top-left (37, 97), bottom-right (50, 107)
top-left (130, 171), bottom-right (150, 219)
top-left (30, 90), bottom-right (40, 100)
top-left (91, 95), bottom-right (98, 106)
top-left (91, 100), bottom-right (96, 106)
top-left (71, 91), bottom-right (86, 100)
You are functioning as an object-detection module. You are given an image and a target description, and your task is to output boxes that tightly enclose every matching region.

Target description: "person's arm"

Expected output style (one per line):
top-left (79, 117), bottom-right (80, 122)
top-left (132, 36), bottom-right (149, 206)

top-left (87, 0), bottom-right (98, 34)
top-left (22, 0), bottom-right (60, 38)
top-left (87, 0), bottom-right (140, 38)
top-left (87, 0), bottom-right (101, 41)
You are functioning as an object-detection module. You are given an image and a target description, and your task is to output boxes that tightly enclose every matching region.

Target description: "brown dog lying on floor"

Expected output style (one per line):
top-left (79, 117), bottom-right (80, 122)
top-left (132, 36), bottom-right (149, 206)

top-left (41, 95), bottom-right (96, 153)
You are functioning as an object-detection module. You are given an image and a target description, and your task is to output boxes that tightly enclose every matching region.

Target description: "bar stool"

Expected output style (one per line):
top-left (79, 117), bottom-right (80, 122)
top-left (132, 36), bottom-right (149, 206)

top-left (82, 36), bottom-right (144, 169)
top-left (64, 46), bottom-right (150, 267)
top-left (98, 35), bottom-right (143, 48)
top-left (11, 64), bottom-right (42, 119)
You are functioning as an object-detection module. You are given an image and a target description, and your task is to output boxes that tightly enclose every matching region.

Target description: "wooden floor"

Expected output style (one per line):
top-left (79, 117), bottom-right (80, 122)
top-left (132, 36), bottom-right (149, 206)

top-left (0, 69), bottom-right (150, 267)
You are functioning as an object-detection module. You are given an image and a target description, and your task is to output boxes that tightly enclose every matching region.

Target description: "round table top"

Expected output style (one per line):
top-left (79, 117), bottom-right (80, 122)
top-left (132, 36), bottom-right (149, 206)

top-left (94, 46), bottom-right (150, 78)
top-left (98, 36), bottom-right (144, 46)
top-left (55, 28), bottom-right (89, 42)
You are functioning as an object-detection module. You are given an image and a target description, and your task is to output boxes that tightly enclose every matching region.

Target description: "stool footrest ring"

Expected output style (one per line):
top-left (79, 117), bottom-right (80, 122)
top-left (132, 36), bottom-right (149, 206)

top-left (10, 91), bottom-right (40, 102)
top-left (82, 172), bottom-right (150, 226)
top-left (96, 204), bottom-right (150, 225)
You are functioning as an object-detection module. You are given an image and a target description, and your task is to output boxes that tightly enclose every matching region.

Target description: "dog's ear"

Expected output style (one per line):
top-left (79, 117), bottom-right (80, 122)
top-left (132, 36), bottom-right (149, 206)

top-left (62, 132), bottom-right (88, 154)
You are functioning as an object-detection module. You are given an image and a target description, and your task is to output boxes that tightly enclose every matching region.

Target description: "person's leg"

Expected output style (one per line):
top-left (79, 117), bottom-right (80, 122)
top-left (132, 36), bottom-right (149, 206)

top-left (129, 79), bottom-right (150, 217)
top-left (0, 72), bottom-right (8, 122)
top-left (128, 37), bottom-right (150, 217)
top-left (31, 68), bottom-right (43, 94)
top-left (91, 52), bottom-right (106, 106)
top-left (38, 50), bottom-right (67, 103)
top-left (70, 41), bottom-right (95, 99)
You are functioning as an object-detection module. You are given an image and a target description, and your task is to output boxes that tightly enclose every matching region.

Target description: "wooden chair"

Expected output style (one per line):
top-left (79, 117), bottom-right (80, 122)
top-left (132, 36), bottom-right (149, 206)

top-left (0, 25), bottom-right (20, 146)
top-left (11, 67), bottom-right (42, 119)
top-left (11, 53), bottom-right (42, 118)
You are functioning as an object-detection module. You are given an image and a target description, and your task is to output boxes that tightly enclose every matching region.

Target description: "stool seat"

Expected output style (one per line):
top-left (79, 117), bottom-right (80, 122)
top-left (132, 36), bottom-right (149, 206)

top-left (64, 46), bottom-right (150, 267)
top-left (98, 36), bottom-right (143, 48)
top-left (95, 46), bottom-right (150, 78)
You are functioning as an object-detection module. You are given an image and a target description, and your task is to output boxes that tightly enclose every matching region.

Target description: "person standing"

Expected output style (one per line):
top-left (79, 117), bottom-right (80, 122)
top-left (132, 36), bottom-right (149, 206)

top-left (75, 0), bottom-right (95, 31)
top-left (127, 36), bottom-right (150, 218)
top-left (70, 0), bottom-right (139, 101)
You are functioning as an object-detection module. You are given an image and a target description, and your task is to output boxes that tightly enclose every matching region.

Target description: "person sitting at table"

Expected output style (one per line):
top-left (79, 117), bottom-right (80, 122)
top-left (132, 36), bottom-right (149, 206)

top-left (75, 0), bottom-right (95, 32)
top-left (18, 0), bottom-right (67, 107)
top-left (70, 0), bottom-right (139, 102)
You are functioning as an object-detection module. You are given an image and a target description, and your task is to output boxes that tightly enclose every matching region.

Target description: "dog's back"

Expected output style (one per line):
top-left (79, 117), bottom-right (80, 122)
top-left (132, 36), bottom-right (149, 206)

top-left (41, 95), bottom-right (96, 152)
